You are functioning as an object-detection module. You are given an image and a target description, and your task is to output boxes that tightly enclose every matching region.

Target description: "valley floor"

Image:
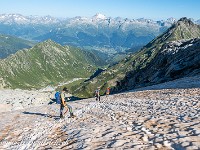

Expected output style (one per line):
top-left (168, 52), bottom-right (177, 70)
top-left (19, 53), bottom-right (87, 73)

top-left (0, 77), bottom-right (199, 150)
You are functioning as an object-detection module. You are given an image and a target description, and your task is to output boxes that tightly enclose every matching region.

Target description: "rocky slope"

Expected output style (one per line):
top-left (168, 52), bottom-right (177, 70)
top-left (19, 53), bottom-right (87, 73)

top-left (0, 75), bottom-right (199, 149)
top-left (73, 17), bottom-right (200, 98)
top-left (0, 89), bottom-right (50, 113)
top-left (0, 40), bottom-right (104, 89)
top-left (113, 38), bottom-right (200, 92)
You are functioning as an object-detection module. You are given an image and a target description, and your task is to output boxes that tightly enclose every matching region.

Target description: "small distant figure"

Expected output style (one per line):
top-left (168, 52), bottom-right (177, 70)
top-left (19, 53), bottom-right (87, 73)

top-left (60, 87), bottom-right (75, 119)
top-left (95, 87), bottom-right (100, 101)
top-left (106, 87), bottom-right (110, 96)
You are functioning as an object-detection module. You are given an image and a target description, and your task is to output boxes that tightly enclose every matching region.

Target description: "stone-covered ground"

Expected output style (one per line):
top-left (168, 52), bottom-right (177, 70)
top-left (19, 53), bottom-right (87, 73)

top-left (0, 76), bottom-right (199, 150)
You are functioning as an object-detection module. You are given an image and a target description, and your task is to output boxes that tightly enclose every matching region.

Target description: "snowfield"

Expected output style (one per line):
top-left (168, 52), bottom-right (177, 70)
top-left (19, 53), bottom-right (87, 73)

top-left (0, 76), bottom-right (199, 149)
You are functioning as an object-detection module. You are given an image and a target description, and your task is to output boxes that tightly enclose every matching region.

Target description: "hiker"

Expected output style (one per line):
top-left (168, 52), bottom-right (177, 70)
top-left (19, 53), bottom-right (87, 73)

top-left (95, 87), bottom-right (100, 101)
top-left (106, 87), bottom-right (110, 96)
top-left (60, 87), bottom-right (75, 118)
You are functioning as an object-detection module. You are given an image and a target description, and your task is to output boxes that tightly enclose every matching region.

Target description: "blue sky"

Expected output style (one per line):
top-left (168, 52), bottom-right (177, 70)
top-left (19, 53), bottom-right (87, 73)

top-left (0, 0), bottom-right (199, 20)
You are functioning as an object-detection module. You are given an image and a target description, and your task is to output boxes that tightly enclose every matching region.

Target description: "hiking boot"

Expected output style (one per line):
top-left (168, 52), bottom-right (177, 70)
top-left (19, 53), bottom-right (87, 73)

top-left (69, 113), bottom-right (76, 118)
top-left (60, 114), bottom-right (64, 119)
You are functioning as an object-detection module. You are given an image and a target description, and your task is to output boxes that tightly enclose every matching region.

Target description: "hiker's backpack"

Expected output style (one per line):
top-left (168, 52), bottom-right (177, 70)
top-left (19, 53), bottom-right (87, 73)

top-left (106, 88), bottom-right (110, 95)
top-left (95, 90), bottom-right (99, 97)
top-left (55, 91), bottom-right (61, 104)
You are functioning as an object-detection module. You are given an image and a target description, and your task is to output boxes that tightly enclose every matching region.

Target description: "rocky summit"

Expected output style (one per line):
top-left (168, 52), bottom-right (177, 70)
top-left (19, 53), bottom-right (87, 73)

top-left (0, 75), bottom-right (199, 149)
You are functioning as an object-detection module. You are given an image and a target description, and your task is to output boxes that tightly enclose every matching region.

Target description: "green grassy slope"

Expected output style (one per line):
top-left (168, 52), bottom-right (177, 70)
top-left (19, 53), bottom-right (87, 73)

top-left (0, 34), bottom-right (34, 59)
top-left (0, 40), bottom-right (104, 89)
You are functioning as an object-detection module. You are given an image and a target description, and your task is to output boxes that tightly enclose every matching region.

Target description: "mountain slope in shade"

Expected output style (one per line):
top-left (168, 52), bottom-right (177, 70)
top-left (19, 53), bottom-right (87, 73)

top-left (72, 17), bottom-right (200, 98)
top-left (0, 40), bottom-right (104, 89)
top-left (0, 34), bottom-right (34, 59)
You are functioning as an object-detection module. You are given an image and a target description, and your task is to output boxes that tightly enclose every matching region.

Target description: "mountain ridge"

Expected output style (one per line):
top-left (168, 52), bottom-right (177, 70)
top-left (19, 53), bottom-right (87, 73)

top-left (0, 13), bottom-right (178, 25)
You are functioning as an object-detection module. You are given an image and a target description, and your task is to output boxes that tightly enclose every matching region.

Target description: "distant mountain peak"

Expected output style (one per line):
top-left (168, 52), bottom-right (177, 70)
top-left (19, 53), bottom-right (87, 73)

top-left (178, 17), bottom-right (192, 21)
top-left (155, 17), bottom-right (200, 43)
top-left (166, 17), bottom-right (176, 23)
top-left (36, 39), bottom-right (61, 49)
top-left (93, 13), bottom-right (107, 20)
top-left (176, 17), bottom-right (195, 25)
top-left (43, 39), bottom-right (56, 44)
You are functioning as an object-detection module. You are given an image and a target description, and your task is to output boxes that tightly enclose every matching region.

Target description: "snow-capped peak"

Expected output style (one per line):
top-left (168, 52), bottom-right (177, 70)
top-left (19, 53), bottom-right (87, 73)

top-left (0, 14), bottom-right (61, 25)
top-left (166, 17), bottom-right (176, 23)
top-left (93, 13), bottom-right (107, 20)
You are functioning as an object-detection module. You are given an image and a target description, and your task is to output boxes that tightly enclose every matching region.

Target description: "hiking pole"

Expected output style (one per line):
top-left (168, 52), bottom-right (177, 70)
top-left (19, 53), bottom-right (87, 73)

top-left (64, 106), bottom-right (68, 115)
